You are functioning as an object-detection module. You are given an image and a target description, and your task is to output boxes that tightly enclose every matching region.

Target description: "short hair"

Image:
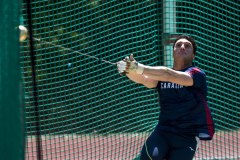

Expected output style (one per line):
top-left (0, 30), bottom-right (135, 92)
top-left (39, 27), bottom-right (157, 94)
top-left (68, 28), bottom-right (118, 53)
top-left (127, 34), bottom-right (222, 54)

top-left (173, 35), bottom-right (197, 55)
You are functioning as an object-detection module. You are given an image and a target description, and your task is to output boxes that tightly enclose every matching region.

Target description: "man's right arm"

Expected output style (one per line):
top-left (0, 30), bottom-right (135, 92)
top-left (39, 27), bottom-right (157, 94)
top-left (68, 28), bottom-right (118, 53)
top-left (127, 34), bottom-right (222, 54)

top-left (126, 72), bottom-right (158, 89)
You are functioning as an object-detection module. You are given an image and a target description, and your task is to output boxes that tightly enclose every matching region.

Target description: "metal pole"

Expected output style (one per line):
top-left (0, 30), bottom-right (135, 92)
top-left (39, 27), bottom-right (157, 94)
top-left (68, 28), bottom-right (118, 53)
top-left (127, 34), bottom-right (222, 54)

top-left (0, 0), bottom-right (25, 159)
top-left (163, 0), bottom-right (176, 67)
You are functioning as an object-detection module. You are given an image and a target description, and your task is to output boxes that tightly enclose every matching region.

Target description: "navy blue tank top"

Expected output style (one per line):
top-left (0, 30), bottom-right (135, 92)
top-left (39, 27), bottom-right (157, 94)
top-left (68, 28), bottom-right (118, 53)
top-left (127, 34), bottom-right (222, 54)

top-left (156, 66), bottom-right (215, 140)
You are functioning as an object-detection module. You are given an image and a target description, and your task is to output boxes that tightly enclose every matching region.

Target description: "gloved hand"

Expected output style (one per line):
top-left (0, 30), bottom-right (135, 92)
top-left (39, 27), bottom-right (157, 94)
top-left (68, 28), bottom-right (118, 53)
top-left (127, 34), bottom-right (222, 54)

top-left (117, 54), bottom-right (145, 75)
top-left (125, 54), bottom-right (144, 74)
top-left (117, 60), bottom-right (127, 75)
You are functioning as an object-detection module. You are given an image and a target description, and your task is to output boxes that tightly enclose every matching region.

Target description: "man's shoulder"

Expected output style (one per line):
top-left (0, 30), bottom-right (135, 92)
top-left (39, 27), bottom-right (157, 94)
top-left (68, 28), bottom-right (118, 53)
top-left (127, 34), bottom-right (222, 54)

top-left (185, 66), bottom-right (205, 75)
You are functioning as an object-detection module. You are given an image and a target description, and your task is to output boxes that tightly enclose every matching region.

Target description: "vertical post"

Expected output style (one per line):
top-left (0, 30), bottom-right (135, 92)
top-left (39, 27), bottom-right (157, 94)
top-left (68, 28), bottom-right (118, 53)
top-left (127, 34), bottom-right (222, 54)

top-left (163, 0), bottom-right (176, 67)
top-left (0, 0), bottom-right (25, 160)
top-left (26, 0), bottom-right (43, 159)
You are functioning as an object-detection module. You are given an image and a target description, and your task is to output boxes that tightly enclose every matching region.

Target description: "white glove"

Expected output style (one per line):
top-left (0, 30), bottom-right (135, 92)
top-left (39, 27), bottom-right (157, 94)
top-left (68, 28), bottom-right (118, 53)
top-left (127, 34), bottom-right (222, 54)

top-left (117, 60), bottom-right (127, 74)
top-left (117, 55), bottom-right (145, 75)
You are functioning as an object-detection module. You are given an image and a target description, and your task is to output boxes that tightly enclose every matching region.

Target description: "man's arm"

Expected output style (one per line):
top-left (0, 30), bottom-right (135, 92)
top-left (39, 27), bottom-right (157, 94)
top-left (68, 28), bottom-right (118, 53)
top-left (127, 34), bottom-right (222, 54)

top-left (126, 72), bottom-right (158, 88)
top-left (124, 54), bottom-right (193, 86)
top-left (142, 66), bottom-right (193, 86)
top-left (117, 55), bottom-right (193, 87)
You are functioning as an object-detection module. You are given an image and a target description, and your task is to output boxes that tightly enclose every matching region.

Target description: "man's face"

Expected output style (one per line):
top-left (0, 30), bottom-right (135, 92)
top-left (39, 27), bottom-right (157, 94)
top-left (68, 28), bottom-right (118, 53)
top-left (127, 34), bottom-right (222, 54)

top-left (173, 38), bottom-right (195, 61)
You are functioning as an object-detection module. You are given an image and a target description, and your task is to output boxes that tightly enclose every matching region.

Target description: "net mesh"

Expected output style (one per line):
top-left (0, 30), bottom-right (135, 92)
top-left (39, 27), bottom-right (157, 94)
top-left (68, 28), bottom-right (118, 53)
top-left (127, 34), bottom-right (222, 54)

top-left (20, 0), bottom-right (239, 159)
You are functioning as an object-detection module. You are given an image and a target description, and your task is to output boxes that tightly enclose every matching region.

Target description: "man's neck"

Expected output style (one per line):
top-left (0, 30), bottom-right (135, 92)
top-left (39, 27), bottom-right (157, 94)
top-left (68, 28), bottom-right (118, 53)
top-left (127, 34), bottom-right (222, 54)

top-left (173, 60), bottom-right (192, 70)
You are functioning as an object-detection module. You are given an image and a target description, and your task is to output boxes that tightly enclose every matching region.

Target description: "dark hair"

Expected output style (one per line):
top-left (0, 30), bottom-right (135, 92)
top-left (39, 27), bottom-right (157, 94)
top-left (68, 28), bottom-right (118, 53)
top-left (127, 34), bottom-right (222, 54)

top-left (173, 35), bottom-right (197, 55)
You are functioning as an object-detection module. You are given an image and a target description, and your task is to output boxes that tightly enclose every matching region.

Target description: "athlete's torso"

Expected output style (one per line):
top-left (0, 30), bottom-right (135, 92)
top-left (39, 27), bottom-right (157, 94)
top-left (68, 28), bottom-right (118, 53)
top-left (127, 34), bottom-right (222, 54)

top-left (156, 66), bottom-right (215, 140)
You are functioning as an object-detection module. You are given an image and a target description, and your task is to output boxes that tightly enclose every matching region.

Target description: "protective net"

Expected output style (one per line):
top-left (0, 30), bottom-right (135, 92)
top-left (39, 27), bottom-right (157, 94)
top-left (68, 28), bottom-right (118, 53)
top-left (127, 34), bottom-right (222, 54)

top-left (20, 0), bottom-right (239, 160)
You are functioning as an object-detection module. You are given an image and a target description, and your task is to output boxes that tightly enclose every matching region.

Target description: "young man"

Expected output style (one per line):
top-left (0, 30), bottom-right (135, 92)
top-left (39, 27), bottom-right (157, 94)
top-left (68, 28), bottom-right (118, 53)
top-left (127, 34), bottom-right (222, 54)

top-left (117, 35), bottom-right (215, 160)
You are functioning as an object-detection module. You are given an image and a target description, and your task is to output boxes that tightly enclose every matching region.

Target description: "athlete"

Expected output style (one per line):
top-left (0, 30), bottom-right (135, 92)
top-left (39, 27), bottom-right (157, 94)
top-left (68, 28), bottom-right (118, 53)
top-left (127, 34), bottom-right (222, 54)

top-left (117, 35), bottom-right (215, 160)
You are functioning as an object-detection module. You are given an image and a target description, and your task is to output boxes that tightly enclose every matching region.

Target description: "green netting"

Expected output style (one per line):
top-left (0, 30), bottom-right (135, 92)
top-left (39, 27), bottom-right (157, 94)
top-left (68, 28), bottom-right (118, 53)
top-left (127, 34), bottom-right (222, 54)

top-left (20, 0), bottom-right (239, 159)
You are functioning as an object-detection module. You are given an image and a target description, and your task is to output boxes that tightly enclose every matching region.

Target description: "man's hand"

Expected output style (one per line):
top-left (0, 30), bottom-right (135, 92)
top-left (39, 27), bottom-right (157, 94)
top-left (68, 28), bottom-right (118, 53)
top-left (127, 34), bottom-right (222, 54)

top-left (117, 60), bottom-right (127, 75)
top-left (117, 54), bottom-right (145, 75)
top-left (116, 55), bottom-right (134, 75)
top-left (125, 54), bottom-right (144, 74)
